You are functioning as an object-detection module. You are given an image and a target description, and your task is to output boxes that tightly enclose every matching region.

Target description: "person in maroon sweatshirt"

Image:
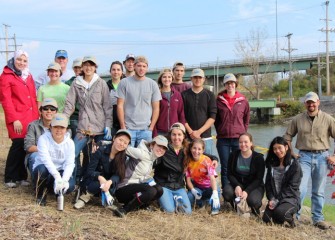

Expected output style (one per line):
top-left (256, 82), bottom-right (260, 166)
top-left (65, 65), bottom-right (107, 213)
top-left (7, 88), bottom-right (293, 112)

top-left (215, 73), bottom-right (250, 189)
top-left (154, 68), bottom-right (185, 137)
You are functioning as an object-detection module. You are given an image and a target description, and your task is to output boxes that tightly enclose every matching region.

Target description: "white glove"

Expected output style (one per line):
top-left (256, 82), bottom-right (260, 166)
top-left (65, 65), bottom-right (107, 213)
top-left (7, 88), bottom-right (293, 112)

top-left (54, 178), bottom-right (64, 195)
top-left (104, 127), bottom-right (112, 140)
top-left (210, 190), bottom-right (220, 209)
top-left (62, 181), bottom-right (69, 194)
top-left (191, 188), bottom-right (202, 200)
top-left (102, 191), bottom-right (114, 206)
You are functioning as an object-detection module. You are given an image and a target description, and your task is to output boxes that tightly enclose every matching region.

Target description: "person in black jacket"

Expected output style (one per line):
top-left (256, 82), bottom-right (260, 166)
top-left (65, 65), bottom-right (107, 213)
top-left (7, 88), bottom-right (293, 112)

top-left (222, 132), bottom-right (265, 215)
top-left (74, 129), bottom-right (131, 209)
top-left (263, 136), bottom-right (302, 227)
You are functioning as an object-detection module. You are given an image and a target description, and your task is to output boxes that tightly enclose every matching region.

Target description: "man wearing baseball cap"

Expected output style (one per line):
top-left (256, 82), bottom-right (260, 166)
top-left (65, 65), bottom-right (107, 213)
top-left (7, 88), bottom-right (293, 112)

top-left (284, 91), bottom-right (335, 230)
top-left (172, 61), bottom-right (191, 93)
top-left (123, 54), bottom-right (135, 77)
top-left (35, 50), bottom-right (75, 90)
top-left (182, 68), bottom-right (217, 155)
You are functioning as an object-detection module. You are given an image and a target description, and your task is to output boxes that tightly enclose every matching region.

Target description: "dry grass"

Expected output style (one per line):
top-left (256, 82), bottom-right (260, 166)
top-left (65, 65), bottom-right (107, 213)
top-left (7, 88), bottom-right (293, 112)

top-left (1, 110), bottom-right (335, 239)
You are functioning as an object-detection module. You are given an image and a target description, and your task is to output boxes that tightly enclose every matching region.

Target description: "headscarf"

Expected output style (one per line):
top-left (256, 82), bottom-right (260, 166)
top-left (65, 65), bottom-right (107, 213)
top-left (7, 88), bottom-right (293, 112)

top-left (7, 50), bottom-right (30, 81)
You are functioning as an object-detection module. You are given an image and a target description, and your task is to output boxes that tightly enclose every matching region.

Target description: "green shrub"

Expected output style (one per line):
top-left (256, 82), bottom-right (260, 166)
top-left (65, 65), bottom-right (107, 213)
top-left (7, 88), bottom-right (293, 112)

top-left (282, 100), bottom-right (304, 117)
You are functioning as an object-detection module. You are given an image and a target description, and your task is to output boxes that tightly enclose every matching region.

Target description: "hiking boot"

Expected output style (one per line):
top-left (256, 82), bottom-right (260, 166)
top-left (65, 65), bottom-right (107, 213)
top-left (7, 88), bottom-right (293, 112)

top-left (314, 221), bottom-right (332, 230)
top-left (36, 196), bottom-right (47, 206)
top-left (5, 181), bottom-right (17, 188)
top-left (74, 192), bottom-right (92, 209)
top-left (113, 207), bottom-right (127, 218)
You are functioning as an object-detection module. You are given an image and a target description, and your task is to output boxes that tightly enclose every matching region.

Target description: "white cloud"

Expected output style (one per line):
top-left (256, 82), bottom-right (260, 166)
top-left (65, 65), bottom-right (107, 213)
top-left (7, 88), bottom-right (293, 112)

top-left (21, 41), bottom-right (40, 52)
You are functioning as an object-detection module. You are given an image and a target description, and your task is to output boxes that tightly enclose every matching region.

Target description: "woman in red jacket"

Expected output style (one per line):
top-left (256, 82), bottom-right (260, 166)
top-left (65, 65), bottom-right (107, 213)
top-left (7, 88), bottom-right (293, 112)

top-left (154, 68), bottom-right (185, 137)
top-left (0, 50), bottom-right (39, 188)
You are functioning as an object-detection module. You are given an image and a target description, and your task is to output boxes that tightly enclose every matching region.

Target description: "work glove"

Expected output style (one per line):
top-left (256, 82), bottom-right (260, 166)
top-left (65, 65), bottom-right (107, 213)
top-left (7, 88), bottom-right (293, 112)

top-left (104, 127), bottom-right (112, 140)
top-left (54, 178), bottom-right (64, 195)
top-left (62, 180), bottom-right (69, 194)
top-left (210, 190), bottom-right (220, 209)
top-left (174, 195), bottom-right (187, 213)
top-left (191, 188), bottom-right (202, 200)
top-left (101, 191), bottom-right (114, 206)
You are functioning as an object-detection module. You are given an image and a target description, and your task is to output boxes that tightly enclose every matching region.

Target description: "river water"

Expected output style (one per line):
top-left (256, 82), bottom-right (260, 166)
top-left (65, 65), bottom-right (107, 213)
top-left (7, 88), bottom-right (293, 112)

top-left (248, 124), bottom-right (335, 205)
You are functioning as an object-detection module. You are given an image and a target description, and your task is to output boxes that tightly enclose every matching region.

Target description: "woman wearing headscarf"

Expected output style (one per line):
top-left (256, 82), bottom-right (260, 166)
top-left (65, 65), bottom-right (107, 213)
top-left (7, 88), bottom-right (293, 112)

top-left (0, 50), bottom-right (39, 188)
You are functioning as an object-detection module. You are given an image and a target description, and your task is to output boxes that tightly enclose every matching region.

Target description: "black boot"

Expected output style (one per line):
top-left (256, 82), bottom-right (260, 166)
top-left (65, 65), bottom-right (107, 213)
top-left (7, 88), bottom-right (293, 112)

top-left (36, 187), bottom-right (47, 206)
top-left (114, 198), bottom-right (143, 218)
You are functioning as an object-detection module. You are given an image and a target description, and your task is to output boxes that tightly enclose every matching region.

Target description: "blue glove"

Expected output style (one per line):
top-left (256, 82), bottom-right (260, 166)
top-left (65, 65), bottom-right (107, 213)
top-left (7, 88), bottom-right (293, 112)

top-left (174, 195), bottom-right (187, 213)
top-left (210, 190), bottom-right (220, 209)
top-left (191, 188), bottom-right (202, 200)
top-left (104, 127), bottom-right (112, 140)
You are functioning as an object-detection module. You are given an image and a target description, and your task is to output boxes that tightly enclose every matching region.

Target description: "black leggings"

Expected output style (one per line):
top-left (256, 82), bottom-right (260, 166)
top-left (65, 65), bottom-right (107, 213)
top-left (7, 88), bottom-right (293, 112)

top-left (115, 183), bottom-right (163, 205)
top-left (263, 202), bottom-right (298, 224)
top-left (5, 138), bottom-right (27, 183)
top-left (222, 183), bottom-right (264, 214)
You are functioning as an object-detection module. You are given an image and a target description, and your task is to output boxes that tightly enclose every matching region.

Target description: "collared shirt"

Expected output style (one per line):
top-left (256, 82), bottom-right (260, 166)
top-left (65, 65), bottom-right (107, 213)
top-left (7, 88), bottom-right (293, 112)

top-left (284, 110), bottom-right (335, 150)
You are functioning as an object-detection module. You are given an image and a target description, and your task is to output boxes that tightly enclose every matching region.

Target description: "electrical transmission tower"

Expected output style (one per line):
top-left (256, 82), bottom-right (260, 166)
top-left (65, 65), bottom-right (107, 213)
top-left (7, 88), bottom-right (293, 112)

top-left (282, 33), bottom-right (297, 98)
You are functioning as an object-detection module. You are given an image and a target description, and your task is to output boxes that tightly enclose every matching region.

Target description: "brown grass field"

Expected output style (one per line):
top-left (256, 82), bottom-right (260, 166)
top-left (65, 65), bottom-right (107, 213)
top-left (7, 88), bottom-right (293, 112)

top-left (1, 111), bottom-right (335, 240)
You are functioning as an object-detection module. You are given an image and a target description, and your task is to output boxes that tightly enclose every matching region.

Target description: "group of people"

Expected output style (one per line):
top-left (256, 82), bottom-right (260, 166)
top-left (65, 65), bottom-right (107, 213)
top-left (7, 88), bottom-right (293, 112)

top-left (0, 49), bottom-right (334, 230)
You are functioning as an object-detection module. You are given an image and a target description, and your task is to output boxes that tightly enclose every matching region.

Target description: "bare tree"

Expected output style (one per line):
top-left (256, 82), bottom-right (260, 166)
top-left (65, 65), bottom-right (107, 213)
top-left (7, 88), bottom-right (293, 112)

top-left (235, 28), bottom-right (274, 99)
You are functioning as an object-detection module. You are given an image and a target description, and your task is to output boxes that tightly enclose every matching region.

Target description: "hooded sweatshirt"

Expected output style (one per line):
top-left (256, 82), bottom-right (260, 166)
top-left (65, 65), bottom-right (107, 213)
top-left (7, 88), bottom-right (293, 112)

top-left (33, 131), bottom-right (75, 181)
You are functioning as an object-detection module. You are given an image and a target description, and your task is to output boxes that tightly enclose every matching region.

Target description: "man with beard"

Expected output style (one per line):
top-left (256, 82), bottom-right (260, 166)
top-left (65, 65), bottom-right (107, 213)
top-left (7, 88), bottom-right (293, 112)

top-left (284, 91), bottom-right (335, 230)
top-left (116, 56), bottom-right (161, 147)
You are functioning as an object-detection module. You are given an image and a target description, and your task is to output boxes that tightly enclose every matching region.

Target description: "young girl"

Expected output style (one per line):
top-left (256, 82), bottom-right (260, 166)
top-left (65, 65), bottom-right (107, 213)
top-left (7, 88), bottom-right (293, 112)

top-left (263, 136), bottom-right (302, 227)
top-left (113, 135), bottom-right (168, 217)
top-left (154, 69), bottom-right (185, 137)
top-left (222, 133), bottom-right (265, 216)
top-left (32, 113), bottom-right (75, 206)
top-left (185, 139), bottom-right (220, 215)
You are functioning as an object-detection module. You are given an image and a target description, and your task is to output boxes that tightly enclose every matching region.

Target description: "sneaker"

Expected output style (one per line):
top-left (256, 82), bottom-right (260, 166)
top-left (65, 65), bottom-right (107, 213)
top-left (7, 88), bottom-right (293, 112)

top-left (17, 180), bottom-right (30, 186)
top-left (113, 207), bottom-right (127, 218)
top-left (74, 199), bottom-right (86, 209)
top-left (36, 197), bottom-right (47, 206)
top-left (5, 181), bottom-right (17, 188)
top-left (314, 221), bottom-right (332, 230)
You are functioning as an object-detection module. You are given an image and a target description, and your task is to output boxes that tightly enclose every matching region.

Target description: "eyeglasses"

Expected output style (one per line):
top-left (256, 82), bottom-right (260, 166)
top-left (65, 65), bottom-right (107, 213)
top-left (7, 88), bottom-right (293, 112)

top-left (42, 106), bottom-right (57, 111)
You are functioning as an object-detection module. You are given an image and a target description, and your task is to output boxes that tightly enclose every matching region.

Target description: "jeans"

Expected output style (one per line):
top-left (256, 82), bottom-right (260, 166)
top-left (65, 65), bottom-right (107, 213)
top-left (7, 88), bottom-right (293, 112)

top-left (216, 138), bottom-right (239, 188)
top-left (128, 129), bottom-right (152, 147)
top-left (203, 138), bottom-right (217, 156)
top-left (297, 150), bottom-right (328, 224)
top-left (158, 187), bottom-right (192, 214)
top-left (73, 134), bottom-right (104, 183)
top-left (27, 152), bottom-right (38, 183)
top-left (187, 186), bottom-right (221, 207)
top-left (33, 164), bottom-right (75, 197)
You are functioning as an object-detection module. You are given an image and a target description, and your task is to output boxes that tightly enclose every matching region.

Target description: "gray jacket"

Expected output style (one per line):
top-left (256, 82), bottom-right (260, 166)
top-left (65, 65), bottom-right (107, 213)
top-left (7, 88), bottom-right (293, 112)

top-left (63, 74), bottom-right (112, 135)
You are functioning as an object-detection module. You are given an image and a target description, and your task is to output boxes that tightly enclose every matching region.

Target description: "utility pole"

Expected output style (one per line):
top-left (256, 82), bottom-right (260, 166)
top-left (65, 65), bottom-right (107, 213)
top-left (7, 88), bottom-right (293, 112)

top-left (313, 55), bottom-right (326, 97)
top-left (282, 33), bottom-right (297, 98)
top-left (0, 24), bottom-right (19, 62)
top-left (319, 1), bottom-right (335, 95)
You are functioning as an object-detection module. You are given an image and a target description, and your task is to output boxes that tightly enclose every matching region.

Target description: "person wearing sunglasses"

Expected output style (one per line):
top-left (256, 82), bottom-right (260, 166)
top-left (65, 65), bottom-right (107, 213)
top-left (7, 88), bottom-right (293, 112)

top-left (0, 50), bottom-right (39, 188)
top-left (24, 98), bottom-right (58, 181)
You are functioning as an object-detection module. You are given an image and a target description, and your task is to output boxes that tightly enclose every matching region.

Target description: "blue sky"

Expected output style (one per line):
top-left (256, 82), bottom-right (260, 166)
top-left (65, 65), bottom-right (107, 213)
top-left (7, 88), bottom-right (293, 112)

top-left (0, 0), bottom-right (334, 77)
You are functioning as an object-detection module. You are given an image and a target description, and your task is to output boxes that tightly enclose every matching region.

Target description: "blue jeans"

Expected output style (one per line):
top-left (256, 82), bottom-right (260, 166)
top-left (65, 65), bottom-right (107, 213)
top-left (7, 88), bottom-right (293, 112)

top-left (73, 133), bottom-right (104, 183)
top-left (187, 186), bottom-right (221, 207)
top-left (297, 150), bottom-right (328, 224)
top-left (158, 187), bottom-right (192, 214)
top-left (216, 138), bottom-right (239, 188)
top-left (203, 138), bottom-right (217, 156)
top-left (27, 152), bottom-right (38, 183)
top-left (33, 164), bottom-right (75, 196)
top-left (128, 129), bottom-right (152, 147)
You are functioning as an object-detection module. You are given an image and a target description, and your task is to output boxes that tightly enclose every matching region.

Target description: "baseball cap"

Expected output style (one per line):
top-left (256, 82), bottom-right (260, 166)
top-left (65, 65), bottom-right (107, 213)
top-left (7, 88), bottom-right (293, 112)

top-left (55, 50), bottom-right (68, 58)
top-left (304, 92), bottom-right (319, 103)
top-left (134, 56), bottom-right (148, 66)
top-left (170, 122), bottom-right (186, 134)
top-left (115, 129), bottom-right (132, 141)
top-left (41, 98), bottom-right (58, 108)
top-left (82, 56), bottom-right (98, 66)
top-left (46, 62), bottom-right (61, 71)
top-left (172, 61), bottom-right (184, 70)
top-left (152, 135), bottom-right (168, 148)
top-left (124, 54), bottom-right (135, 62)
top-left (191, 68), bottom-right (205, 78)
top-left (223, 73), bottom-right (237, 84)
top-left (51, 113), bottom-right (68, 128)
top-left (72, 58), bottom-right (82, 68)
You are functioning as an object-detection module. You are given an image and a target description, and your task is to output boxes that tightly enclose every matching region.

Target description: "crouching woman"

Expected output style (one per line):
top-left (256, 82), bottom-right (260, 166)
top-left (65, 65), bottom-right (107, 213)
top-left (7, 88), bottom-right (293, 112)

top-left (263, 136), bottom-right (302, 227)
top-left (32, 113), bottom-right (75, 206)
top-left (74, 129), bottom-right (131, 209)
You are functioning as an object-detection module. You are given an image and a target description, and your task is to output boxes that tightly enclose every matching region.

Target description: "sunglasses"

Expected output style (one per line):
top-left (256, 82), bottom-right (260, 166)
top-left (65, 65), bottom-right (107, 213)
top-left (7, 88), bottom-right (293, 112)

top-left (42, 106), bottom-right (57, 111)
